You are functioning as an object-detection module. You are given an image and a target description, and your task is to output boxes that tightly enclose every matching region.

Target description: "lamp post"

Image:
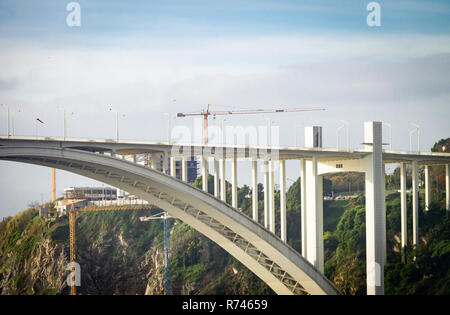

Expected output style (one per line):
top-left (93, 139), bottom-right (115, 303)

top-left (0, 104), bottom-right (10, 137)
top-left (264, 118), bottom-right (274, 147)
top-left (383, 122), bottom-right (392, 150)
top-left (221, 118), bottom-right (227, 146)
top-left (57, 106), bottom-right (74, 140)
top-left (11, 108), bottom-right (22, 137)
top-left (295, 125), bottom-right (303, 147)
top-left (57, 106), bottom-right (67, 140)
top-left (164, 113), bottom-right (172, 144)
top-left (409, 123), bottom-right (420, 153)
top-left (109, 107), bottom-right (125, 142)
top-left (337, 120), bottom-right (349, 150)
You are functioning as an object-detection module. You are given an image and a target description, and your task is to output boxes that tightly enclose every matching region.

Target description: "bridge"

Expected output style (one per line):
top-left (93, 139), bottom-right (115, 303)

top-left (0, 121), bottom-right (449, 295)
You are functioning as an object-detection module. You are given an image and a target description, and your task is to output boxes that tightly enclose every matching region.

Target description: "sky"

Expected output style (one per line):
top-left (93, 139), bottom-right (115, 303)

top-left (1, 0), bottom-right (450, 217)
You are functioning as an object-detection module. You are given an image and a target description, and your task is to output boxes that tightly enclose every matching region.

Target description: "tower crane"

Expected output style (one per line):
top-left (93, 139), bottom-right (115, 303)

top-left (40, 202), bottom-right (155, 295)
top-left (41, 200), bottom-right (78, 295)
top-left (177, 105), bottom-right (326, 144)
top-left (139, 212), bottom-right (172, 295)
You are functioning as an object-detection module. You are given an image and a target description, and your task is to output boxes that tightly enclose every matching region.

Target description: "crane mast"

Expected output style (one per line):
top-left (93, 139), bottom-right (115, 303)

top-left (139, 212), bottom-right (172, 295)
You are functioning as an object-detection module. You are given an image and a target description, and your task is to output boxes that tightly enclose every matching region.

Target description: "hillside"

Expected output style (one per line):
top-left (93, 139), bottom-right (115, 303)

top-left (1, 170), bottom-right (449, 295)
top-left (0, 206), bottom-right (274, 295)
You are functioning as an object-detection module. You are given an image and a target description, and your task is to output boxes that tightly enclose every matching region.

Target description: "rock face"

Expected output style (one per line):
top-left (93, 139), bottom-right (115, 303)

top-left (0, 237), bottom-right (67, 294)
top-left (0, 208), bottom-right (272, 295)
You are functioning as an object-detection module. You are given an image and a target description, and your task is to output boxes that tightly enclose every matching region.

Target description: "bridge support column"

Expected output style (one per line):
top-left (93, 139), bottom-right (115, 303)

top-left (202, 156), bottom-right (208, 192)
top-left (150, 154), bottom-right (157, 170)
top-left (364, 121), bottom-right (384, 295)
top-left (214, 158), bottom-right (220, 198)
top-left (263, 159), bottom-right (269, 229)
top-left (269, 160), bottom-right (275, 233)
top-left (300, 158), bottom-right (307, 257)
top-left (170, 157), bottom-right (176, 177)
top-left (252, 159), bottom-right (258, 222)
top-left (305, 155), bottom-right (323, 273)
top-left (280, 160), bottom-right (287, 242)
top-left (400, 162), bottom-right (407, 251)
top-left (181, 157), bottom-right (187, 182)
top-left (446, 164), bottom-right (450, 211)
top-left (232, 156), bottom-right (238, 208)
top-left (382, 163), bottom-right (387, 264)
top-left (163, 151), bottom-right (168, 174)
top-left (220, 158), bottom-right (226, 202)
top-left (425, 165), bottom-right (430, 211)
top-left (412, 160), bottom-right (419, 246)
top-left (132, 154), bottom-right (137, 163)
top-left (303, 126), bottom-right (322, 260)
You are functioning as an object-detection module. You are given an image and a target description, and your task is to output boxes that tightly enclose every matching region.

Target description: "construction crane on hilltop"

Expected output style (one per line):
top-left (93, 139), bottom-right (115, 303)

top-left (139, 212), bottom-right (172, 295)
top-left (41, 200), bottom-right (78, 295)
top-left (177, 104), bottom-right (326, 144)
top-left (40, 202), bottom-right (155, 295)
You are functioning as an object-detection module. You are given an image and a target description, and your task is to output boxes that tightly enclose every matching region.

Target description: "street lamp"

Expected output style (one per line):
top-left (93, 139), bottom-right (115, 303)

top-left (221, 118), bottom-right (227, 146)
top-left (409, 123), bottom-right (420, 153)
top-left (337, 120), bottom-right (349, 151)
top-left (294, 125), bottom-right (305, 147)
top-left (164, 113), bottom-right (172, 144)
top-left (264, 118), bottom-right (275, 147)
top-left (165, 99), bottom-right (177, 144)
top-left (383, 122), bottom-right (392, 150)
top-left (0, 104), bottom-right (10, 137)
top-left (109, 107), bottom-right (125, 142)
top-left (57, 106), bottom-right (75, 140)
top-left (11, 108), bottom-right (23, 137)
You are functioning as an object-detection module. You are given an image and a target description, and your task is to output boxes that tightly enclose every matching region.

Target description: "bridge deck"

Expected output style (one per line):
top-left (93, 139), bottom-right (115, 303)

top-left (1, 136), bottom-right (449, 164)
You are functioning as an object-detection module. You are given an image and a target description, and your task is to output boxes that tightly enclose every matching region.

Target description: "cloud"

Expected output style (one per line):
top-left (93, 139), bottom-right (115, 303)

top-left (0, 33), bottom-right (449, 144)
top-left (1, 33), bottom-right (450, 107)
top-left (1, 32), bottom-right (450, 217)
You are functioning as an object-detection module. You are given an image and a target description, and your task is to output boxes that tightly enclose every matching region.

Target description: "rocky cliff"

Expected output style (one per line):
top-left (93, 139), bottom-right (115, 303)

top-left (0, 208), bottom-right (272, 295)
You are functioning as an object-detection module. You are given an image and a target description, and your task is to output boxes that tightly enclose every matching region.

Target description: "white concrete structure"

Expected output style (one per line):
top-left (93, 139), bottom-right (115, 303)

top-left (400, 162), bottom-right (407, 250)
top-left (280, 160), bottom-right (287, 242)
top-left (202, 156), bottom-right (208, 192)
top-left (252, 159), bottom-right (258, 222)
top-left (268, 160), bottom-right (275, 233)
top-left (412, 160), bottom-right (419, 246)
top-left (362, 121), bottom-right (384, 295)
top-left (305, 156), bottom-right (324, 273)
top-left (232, 156), bottom-right (238, 208)
top-left (382, 163), bottom-right (387, 264)
top-left (263, 159), bottom-right (269, 229)
top-left (425, 165), bottom-right (430, 211)
top-left (447, 164), bottom-right (450, 211)
top-left (181, 157), bottom-right (188, 182)
top-left (0, 146), bottom-right (339, 295)
top-left (213, 159), bottom-right (220, 199)
top-left (170, 157), bottom-right (176, 177)
top-left (300, 158), bottom-right (307, 258)
top-left (220, 158), bottom-right (226, 202)
top-left (1, 124), bottom-right (449, 296)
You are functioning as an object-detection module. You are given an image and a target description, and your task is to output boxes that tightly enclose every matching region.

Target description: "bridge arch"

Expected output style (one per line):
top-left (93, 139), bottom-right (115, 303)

top-left (0, 146), bottom-right (340, 295)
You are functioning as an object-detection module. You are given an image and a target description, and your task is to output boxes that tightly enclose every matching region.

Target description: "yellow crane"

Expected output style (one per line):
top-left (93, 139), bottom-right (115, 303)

top-left (41, 202), bottom-right (154, 295)
top-left (177, 105), bottom-right (326, 144)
